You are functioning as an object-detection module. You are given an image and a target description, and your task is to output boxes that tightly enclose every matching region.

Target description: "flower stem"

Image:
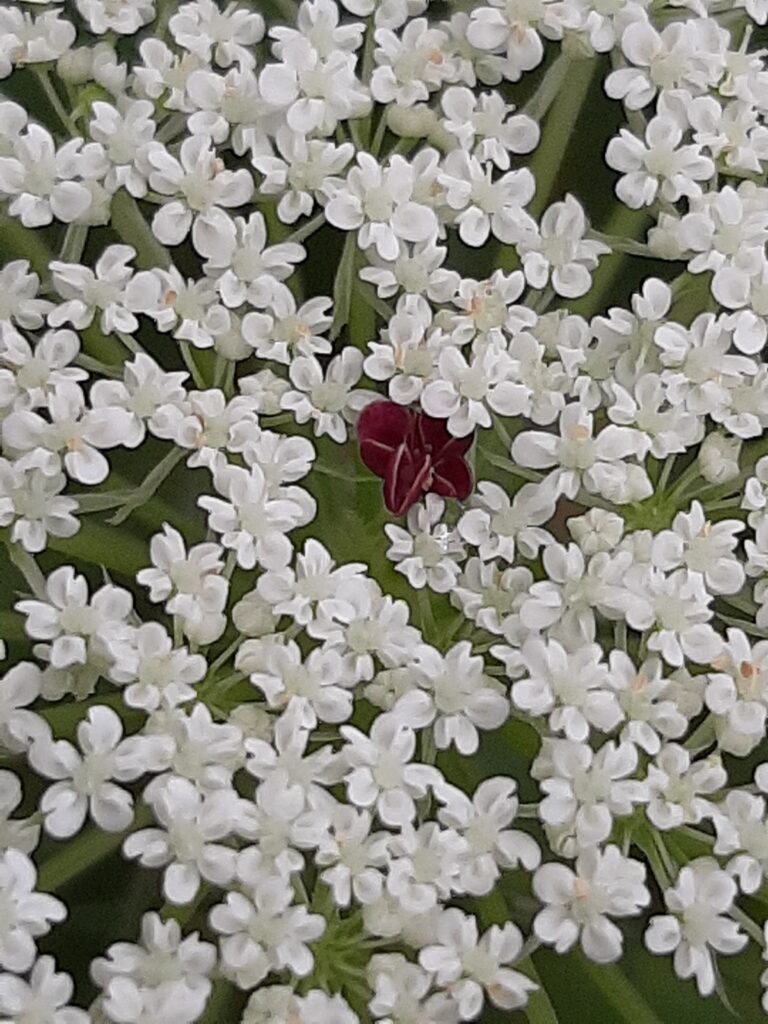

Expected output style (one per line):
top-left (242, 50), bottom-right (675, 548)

top-left (76, 354), bottom-right (122, 379)
top-left (206, 635), bottom-right (245, 678)
top-left (35, 67), bottom-right (78, 136)
top-left (657, 455), bottom-right (676, 494)
top-left (284, 210), bottom-right (326, 246)
top-left (5, 541), bottom-right (48, 599)
top-left (527, 55), bottom-right (598, 220)
top-left (522, 51), bottom-right (573, 121)
top-left (110, 190), bottom-right (171, 270)
top-left (115, 330), bottom-right (148, 356)
top-left (60, 222), bottom-right (89, 263)
top-left (107, 446), bottom-right (186, 526)
top-left (498, 54), bottom-right (597, 274)
top-left (587, 230), bottom-right (652, 257)
top-left (0, 215), bottom-right (52, 276)
top-left (38, 807), bottom-right (153, 892)
top-left (179, 342), bottom-right (207, 389)
top-left (684, 713), bottom-right (717, 753)
top-left (576, 957), bottom-right (665, 1024)
top-left (729, 906), bottom-right (765, 947)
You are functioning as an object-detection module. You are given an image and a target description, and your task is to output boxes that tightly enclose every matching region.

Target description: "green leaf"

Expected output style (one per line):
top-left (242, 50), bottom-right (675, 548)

top-left (522, 960), bottom-right (560, 1024)
top-left (37, 806), bottom-right (152, 892)
top-left (0, 215), bottom-right (52, 276)
top-left (576, 956), bottom-right (664, 1024)
top-left (201, 978), bottom-right (245, 1024)
top-left (0, 610), bottom-right (25, 640)
top-left (331, 231), bottom-right (358, 340)
top-left (526, 55), bottom-right (598, 220)
top-left (110, 190), bottom-right (171, 270)
top-left (46, 522), bottom-right (148, 577)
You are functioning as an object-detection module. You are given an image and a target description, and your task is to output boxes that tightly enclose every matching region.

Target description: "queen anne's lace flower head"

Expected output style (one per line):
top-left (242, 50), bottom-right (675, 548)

top-left (2, 0), bottom-right (768, 1019)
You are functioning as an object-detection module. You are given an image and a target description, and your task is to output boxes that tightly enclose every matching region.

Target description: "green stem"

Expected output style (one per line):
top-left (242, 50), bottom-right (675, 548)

top-left (498, 54), bottom-right (597, 273)
top-left (666, 458), bottom-right (702, 501)
top-left (200, 978), bottom-right (242, 1024)
top-left (283, 211), bottom-right (326, 246)
top-left (79, 323), bottom-right (128, 365)
top-left (587, 231), bottom-right (652, 257)
top-left (715, 614), bottom-right (768, 639)
top-left (352, 260), bottom-right (378, 348)
top-left (521, 959), bottom-right (560, 1024)
top-left (657, 455), bottom-right (676, 494)
top-left (572, 203), bottom-right (652, 318)
top-left (206, 635), bottom-right (245, 678)
top-left (107, 446), bottom-right (186, 526)
top-left (417, 587), bottom-right (438, 643)
top-left (522, 51), bottom-right (573, 121)
top-left (38, 805), bottom-right (153, 892)
top-left (156, 113), bottom-right (187, 145)
top-left (35, 67), bottom-right (78, 135)
top-left (179, 343), bottom-right (207, 389)
top-left (153, 0), bottom-right (177, 39)
top-left (531, 285), bottom-right (556, 314)
top-left (47, 521), bottom-right (148, 576)
top-left (110, 190), bottom-right (171, 270)
top-left (730, 905), bottom-right (765, 947)
top-left (6, 541), bottom-right (48, 598)
top-left (76, 354), bottom-right (122, 378)
top-left (0, 215), bottom-right (52, 276)
top-left (331, 230), bottom-right (358, 341)
top-left (60, 222), bottom-right (89, 264)
top-left (371, 109), bottom-right (388, 157)
top-left (576, 957), bottom-right (665, 1024)
top-left (115, 329), bottom-right (148, 356)
top-left (314, 463), bottom-right (376, 483)
top-left (479, 447), bottom-right (542, 483)
top-left (705, 498), bottom-right (744, 512)
top-left (527, 56), bottom-right (598, 220)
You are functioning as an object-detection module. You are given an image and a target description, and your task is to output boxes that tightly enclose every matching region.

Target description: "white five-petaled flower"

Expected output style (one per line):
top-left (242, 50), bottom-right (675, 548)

top-left (385, 495), bottom-right (466, 592)
top-left (341, 712), bottom-right (441, 826)
top-left (420, 908), bottom-right (537, 1016)
top-left (0, 955), bottom-right (88, 1024)
top-left (28, 705), bottom-right (166, 838)
top-left (511, 402), bottom-right (652, 504)
top-left (534, 845), bottom-right (650, 962)
top-left (324, 152), bottom-right (439, 260)
top-left (0, 849), bottom-right (66, 973)
top-left (146, 134), bottom-right (254, 259)
top-left (645, 858), bottom-right (747, 996)
top-left (281, 347), bottom-right (372, 443)
top-left (518, 194), bottom-right (610, 298)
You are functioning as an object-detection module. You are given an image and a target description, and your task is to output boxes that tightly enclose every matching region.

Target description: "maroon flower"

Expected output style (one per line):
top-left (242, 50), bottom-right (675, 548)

top-left (357, 400), bottom-right (474, 516)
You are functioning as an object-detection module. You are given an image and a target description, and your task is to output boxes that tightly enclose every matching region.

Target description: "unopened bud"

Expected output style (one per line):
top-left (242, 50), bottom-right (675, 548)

top-left (698, 432), bottom-right (741, 485)
top-left (57, 47), bottom-right (93, 85)
top-left (232, 591), bottom-right (279, 637)
top-left (386, 102), bottom-right (437, 140)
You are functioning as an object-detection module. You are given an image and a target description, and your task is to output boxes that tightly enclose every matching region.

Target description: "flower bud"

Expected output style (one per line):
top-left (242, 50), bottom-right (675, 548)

top-left (92, 44), bottom-right (126, 95)
top-left (386, 102), bottom-right (438, 139)
top-left (239, 369), bottom-right (291, 415)
top-left (228, 704), bottom-right (273, 743)
top-left (569, 508), bottom-right (624, 555)
top-left (698, 433), bottom-right (741, 485)
top-left (647, 213), bottom-right (686, 261)
top-left (232, 591), bottom-right (279, 637)
top-left (57, 47), bottom-right (93, 85)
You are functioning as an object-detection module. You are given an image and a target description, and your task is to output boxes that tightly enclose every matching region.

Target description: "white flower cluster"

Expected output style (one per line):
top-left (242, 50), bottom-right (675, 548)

top-left (1, 0), bottom-right (768, 1021)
